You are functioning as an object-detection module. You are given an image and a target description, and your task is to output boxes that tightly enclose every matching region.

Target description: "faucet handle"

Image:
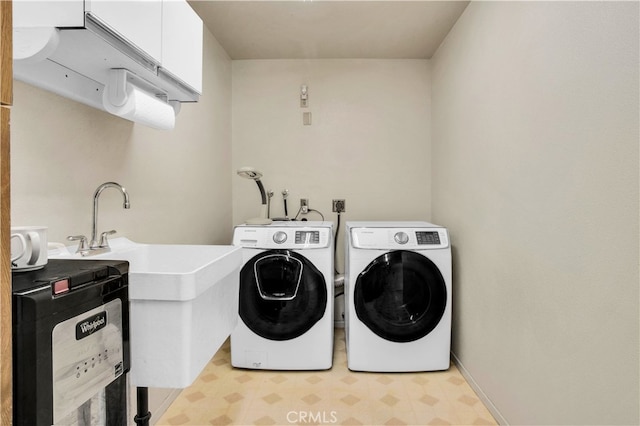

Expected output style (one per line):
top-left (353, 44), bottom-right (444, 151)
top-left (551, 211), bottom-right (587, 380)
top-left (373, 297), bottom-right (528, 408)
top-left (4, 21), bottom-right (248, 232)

top-left (67, 235), bottom-right (89, 253)
top-left (99, 230), bottom-right (117, 248)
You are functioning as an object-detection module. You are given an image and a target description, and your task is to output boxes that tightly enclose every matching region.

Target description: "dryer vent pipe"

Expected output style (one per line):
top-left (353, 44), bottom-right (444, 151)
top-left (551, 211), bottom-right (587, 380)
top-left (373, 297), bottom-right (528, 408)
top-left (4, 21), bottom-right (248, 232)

top-left (334, 273), bottom-right (344, 288)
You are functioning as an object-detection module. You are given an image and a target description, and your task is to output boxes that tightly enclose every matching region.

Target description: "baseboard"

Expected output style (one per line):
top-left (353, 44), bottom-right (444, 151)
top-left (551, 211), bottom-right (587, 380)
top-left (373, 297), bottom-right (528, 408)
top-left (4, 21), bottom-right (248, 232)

top-left (149, 388), bottom-right (182, 425)
top-left (451, 351), bottom-right (508, 426)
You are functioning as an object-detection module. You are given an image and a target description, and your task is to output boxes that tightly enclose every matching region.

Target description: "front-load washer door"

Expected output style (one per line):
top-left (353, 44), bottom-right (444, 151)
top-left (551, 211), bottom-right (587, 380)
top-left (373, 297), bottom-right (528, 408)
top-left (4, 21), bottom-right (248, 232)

top-left (240, 250), bottom-right (327, 341)
top-left (354, 250), bottom-right (447, 343)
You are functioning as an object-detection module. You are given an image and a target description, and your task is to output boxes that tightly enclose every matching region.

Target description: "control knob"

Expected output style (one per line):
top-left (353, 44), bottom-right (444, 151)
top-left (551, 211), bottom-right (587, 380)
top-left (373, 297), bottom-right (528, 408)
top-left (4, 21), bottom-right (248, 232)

top-left (273, 231), bottom-right (287, 244)
top-left (394, 232), bottom-right (409, 245)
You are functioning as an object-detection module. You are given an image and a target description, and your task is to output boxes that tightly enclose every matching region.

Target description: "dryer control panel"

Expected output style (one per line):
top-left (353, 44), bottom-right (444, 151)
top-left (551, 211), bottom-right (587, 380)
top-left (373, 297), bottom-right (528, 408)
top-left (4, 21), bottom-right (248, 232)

top-left (351, 227), bottom-right (449, 250)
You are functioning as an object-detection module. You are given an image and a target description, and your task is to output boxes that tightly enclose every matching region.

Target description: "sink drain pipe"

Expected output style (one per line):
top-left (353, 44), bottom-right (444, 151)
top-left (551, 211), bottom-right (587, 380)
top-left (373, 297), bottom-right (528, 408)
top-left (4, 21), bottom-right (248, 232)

top-left (134, 387), bottom-right (152, 426)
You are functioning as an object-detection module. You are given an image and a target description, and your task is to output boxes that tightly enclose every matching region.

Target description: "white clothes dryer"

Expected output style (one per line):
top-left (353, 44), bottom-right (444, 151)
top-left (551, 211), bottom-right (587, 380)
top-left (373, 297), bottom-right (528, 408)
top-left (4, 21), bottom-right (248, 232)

top-left (345, 221), bottom-right (452, 372)
top-left (231, 222), bottom-right (334, 370)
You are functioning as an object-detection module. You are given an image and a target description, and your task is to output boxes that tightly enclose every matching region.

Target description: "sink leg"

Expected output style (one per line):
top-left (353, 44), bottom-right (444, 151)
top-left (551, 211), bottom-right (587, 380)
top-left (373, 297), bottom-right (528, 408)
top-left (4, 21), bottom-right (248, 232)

top-left (134, 387), bottom-right (152, 426)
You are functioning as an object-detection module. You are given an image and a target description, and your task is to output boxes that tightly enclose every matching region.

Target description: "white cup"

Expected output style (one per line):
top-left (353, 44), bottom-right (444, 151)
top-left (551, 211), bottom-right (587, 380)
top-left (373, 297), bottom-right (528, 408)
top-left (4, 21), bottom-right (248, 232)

top-left (11, 226), bottom-right (48, 272)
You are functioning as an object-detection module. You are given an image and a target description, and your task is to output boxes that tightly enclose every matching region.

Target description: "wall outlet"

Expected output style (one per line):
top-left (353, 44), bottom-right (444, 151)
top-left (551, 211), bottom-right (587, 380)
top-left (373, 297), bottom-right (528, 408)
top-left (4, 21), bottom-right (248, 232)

top-left (332, 199), bottom-right (346, 213)
top-left (300, 198), bottom-right (309, 214)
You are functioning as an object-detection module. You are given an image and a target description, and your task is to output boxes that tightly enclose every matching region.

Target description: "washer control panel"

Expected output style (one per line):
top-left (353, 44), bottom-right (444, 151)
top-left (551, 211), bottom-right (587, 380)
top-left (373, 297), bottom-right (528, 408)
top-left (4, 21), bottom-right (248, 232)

top-left (233, 223), bottom-right (332, 249)
top-left (351, 226), bottom-right (449, 250)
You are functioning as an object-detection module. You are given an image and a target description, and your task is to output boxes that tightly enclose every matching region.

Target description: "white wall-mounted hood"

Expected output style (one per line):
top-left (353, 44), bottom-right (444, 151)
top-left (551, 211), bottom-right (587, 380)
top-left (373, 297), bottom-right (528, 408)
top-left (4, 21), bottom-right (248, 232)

top-left (13, 1), bottom-right (203, 130)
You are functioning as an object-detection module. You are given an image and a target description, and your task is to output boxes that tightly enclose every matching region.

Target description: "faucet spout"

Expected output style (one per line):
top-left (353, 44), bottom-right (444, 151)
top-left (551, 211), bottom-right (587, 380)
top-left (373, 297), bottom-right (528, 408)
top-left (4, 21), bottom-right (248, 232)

top-left (91, 182), bottom-right (130, 248)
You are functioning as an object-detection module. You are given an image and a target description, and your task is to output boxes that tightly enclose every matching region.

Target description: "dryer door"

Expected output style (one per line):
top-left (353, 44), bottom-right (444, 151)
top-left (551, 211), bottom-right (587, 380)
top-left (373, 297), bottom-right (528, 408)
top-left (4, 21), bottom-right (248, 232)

top-left (354, 250), bottom-right (447, 343)
top-left (239, 250), bottom-right (327, 341)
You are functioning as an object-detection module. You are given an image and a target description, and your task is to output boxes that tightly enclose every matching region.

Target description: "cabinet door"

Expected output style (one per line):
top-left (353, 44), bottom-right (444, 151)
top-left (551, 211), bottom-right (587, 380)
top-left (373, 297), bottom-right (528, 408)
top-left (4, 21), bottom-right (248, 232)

top-left (161, 0), bottom-right (203, 93)
top-left (0, 5), bottom-right (11, 424)
top-left (87, 0), bottom-right (162, 63)
top-left (12, 0), bottom-right (84, 28)
top-left (14, 0), bottom-right (162, 63)
top-left (1, 0), bottom-right (12, 105)
top-left (0, 105), bottom-right (10, 426)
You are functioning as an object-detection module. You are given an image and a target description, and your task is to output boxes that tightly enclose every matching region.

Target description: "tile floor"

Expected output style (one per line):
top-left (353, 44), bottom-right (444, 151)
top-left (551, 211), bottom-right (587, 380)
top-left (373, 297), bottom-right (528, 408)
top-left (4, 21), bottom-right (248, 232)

top-left (157, 329), bottom-right (497, 426)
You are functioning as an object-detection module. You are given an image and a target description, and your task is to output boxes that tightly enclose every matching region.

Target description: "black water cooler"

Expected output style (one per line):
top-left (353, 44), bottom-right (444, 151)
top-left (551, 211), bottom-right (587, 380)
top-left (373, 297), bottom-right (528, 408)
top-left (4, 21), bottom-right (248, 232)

top-left (12, 259), bottom-right (130, 425)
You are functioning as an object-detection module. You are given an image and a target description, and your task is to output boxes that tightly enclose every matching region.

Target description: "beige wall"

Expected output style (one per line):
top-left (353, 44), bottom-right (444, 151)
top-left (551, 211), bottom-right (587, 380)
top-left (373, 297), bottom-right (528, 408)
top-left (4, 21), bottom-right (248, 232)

top-left (11, 29), bottom-right (233, 246)
top-left (431, 2), bottom-right (639, 425)
top-left (232, 59), bottom-right (431, 270)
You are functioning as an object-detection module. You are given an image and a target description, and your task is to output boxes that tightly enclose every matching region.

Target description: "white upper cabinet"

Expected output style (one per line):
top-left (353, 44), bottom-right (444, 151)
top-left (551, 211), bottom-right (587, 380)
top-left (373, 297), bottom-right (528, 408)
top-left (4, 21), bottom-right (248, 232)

top-left (161, 0), bottom-right (203, 94)
top-left (13, 0), bottom-right (202, 95)
top-left (87, 0), bottom-right (163, 64)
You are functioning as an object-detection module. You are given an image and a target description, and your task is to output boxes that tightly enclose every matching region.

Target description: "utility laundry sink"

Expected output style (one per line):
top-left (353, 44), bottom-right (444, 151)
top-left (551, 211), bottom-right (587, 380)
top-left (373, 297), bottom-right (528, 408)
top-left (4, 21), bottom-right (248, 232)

top-left (50, 238), bottom-right (242, 388)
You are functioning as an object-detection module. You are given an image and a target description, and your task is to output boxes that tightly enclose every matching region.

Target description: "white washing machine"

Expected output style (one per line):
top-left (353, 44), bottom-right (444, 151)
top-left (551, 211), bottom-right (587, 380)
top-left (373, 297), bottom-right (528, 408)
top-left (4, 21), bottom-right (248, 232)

top-left (231, 221), bottom-right (334, 370)
top-left (345, 221), bottom-right (452, 372)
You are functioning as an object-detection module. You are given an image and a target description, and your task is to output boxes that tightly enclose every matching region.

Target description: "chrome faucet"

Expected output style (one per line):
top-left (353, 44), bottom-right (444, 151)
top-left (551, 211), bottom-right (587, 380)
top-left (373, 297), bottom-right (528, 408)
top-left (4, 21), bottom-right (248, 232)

top-left (67, 182), bottom-right (130, 256)
top-left (90, 182), bottom-right (130, 249)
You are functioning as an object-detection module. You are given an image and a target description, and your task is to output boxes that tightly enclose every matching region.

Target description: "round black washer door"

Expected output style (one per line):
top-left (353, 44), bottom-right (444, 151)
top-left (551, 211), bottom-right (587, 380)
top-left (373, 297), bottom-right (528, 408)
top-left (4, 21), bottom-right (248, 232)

top-left (239, 249), bottom-right (327, 341)
top-left (354, 250), bottom-right (447, 343)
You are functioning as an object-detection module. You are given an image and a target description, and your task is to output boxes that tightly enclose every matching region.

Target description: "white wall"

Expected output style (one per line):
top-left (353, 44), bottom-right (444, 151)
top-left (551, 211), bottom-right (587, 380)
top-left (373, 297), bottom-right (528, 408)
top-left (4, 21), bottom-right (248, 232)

top-left (11, 29), bottom-right (233, 246)
top-left (232, 59), bottom-right (431, 270)
top-left (431, 2), bottom-right (639, 425)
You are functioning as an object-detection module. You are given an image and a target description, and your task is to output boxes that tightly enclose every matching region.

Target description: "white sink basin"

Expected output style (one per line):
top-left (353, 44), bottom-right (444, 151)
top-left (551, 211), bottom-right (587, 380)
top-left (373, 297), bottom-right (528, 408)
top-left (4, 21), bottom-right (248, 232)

top-left (50, 238), bottom-right (242, 388)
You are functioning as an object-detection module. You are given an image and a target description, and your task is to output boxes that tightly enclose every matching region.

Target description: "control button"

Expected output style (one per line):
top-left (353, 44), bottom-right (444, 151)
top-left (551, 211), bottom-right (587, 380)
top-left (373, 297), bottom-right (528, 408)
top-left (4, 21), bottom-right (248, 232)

top-left (394, 232), bottom-right (409, 244)
top-left (273, 231), bottom-right (287, 244)
top-left (52, 279), bottom-right (70, 295)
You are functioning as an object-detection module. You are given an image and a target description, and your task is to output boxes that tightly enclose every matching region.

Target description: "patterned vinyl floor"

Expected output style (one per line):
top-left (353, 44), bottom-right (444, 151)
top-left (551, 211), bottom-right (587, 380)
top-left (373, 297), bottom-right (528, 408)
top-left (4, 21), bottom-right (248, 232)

top-left (156, 329), bottom-right (497, 426)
